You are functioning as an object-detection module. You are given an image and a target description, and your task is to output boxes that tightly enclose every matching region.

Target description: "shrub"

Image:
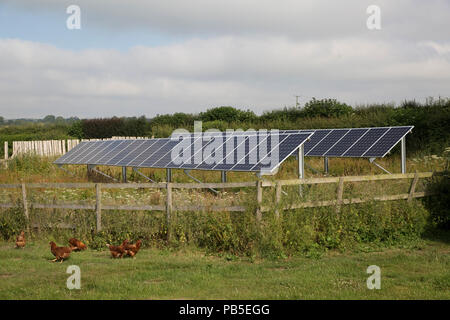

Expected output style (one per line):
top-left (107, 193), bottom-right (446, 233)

top-left (200, 106), bottom-right (257, 123)
top-left (424, 173), bottom-right (450, 230)
top-left (303, 98), bottom-right (353, 118)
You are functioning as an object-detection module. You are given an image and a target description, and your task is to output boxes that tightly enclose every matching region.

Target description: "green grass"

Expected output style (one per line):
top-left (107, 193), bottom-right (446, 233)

top-left (0, 239), bottom-right (448, 299)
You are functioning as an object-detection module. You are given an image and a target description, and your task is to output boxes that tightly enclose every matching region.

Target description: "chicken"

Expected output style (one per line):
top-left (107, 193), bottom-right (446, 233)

top-left (124, 239), bottom-right (142, 258)
top-left (15, 231), bottom-right (26, 248)
top-left (49, 241), bottom-right (72, 263)
top-left (68, 238), bottom-right (87, 251)
top-left (106, 239), bottom-right (128, 258)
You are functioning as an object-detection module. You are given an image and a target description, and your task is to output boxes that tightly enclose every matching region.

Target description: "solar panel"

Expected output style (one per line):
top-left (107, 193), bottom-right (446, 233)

top-left (284, 126), bottom-right (412, 157)
top-left (54, 126), bottom-right (413, 174)
top-left (54, 132), bottom-right (313, 174)
top-left (174, 126), bottom-right (413, 158)
top-left (306, 129), bottom-right (349, 156)
top-left (324, 128), bottom-right (368, 157)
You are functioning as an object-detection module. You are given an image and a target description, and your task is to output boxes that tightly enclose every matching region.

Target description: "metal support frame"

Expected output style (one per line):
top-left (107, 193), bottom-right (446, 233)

top-left (166, 168), bottom-right (172, 183)
top-left (298, 144), bottom-right (304, 179)
top-left (184, 169), bottom-right (218, 194)
top-left (401, 136), bottom-right (406, 174)
top-left (122, 166), bottom-right (127, 183)
top-left (369, 158), bottom-right (392, 174)
top-left (304, 163), bottom-right (321, 174)
top-left (132, 167), bottom-right (156, 183)
top-left (324, 157), bottom-right (329, 174)
top-left (298, 144), bottom-right (304, 196)
top-left (56, 164), bottom-right (75, 176)
top-left (87, 165), bottom-right (118, 181)
top-left (221, 171), bottom-right (227, 183)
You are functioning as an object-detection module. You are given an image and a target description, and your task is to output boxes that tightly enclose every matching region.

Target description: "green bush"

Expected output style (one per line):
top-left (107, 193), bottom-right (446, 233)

top-left (424, 174), bottom-right (450, 230)
top-left (0, 206), bottom-right (27, 240)
top-left (303, 98), bottom-right (353, 118)
top-left (0, 197), bottom-right (433, 258)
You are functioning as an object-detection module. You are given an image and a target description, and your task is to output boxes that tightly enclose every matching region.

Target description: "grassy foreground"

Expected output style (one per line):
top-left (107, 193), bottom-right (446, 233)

top-left (0, 239), bottom-right (448, 300)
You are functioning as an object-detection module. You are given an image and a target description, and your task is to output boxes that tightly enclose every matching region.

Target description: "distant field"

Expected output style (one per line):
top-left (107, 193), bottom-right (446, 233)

top-left (0, 239), bottom-right (448, 299)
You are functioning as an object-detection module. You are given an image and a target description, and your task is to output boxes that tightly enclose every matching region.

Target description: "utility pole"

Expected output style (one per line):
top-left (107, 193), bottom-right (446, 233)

top-left (294, 95), bottom-right (301, 108)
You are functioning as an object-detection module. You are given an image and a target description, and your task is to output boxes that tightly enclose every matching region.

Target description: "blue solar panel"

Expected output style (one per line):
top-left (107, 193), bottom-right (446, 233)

top-left (104, 140), bottom-right (140, 165)
top-left (306, 129), bottom-right (349, 156)
top-left (54, 126), bottom-right (413, 174)
top-left (87, 140), bottom-right (121, 164)
top-left (126, 140), bottom-right (159, 167)
top-left (138, 139), bottom-right (176, 168)
top-left (324, 128), bottom-right (368, 157)
top-left (74, 141), bottom-right (106, 164)
top-left (363, 127), bottom-right (411, 157)
top-left (343, 128), bottom-right (389, 157)
top-left (63, 142), bottom-right (96, 164)
top-left (54, 142), bottom-right (88, 164)
top-left (302, 130), bottom-right (330, 154)
top-left (115, 141), bottom-right (148, 166)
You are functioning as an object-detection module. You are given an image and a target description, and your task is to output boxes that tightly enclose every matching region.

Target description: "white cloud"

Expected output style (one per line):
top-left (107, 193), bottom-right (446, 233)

top-left (0, 0), bottom-right (450, 118)
top-left (3, 0), bottom-right (450, 41)
top-left (0, 36), bottom-right (449, 118)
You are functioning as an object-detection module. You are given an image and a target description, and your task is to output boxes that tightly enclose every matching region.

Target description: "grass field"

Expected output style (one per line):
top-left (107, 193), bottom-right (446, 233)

top-left (0, 238), bottom-right (448, 300)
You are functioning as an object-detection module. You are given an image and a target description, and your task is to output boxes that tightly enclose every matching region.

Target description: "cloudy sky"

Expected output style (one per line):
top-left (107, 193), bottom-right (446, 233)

top-left (0, 0), bottom-right (449, 119)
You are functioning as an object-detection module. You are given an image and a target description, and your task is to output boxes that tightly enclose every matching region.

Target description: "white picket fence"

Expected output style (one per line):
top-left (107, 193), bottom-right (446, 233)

top-left (5, 137), bottom-right (148, 159)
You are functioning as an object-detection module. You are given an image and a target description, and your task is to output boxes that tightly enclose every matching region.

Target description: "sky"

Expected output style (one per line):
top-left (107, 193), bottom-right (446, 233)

top-left (0, 0), bottom-right (449, 119)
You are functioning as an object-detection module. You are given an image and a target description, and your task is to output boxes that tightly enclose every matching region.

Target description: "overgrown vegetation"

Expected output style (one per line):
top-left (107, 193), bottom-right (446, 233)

top-left (0, 98), bottom-right (448, 259)
top-left (0, 153), bottom-right (446, 259)
top-left (1, 97), bottom-right (449, 158)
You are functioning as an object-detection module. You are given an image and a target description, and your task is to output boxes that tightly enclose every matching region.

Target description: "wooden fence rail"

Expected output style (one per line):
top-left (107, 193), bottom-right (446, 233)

top-left (0, 172), bottom-right (441, 232)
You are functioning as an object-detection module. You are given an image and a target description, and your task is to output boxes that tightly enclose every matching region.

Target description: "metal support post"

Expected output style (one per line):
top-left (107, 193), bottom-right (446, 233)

top-left (401, 137), bottom-right (406, 174)
top-left (298, 144), bottom-right (304, 196)
top-left (221, 171), bottom-right (227, 183)
top-left (122, 166), bottom-right (127, 183)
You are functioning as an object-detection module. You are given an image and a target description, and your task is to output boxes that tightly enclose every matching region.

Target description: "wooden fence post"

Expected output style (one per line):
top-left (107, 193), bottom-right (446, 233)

top-left (96, 184), bottom-right (102, 232)
top-left (336, 177), bottom-right (345, 213)
top-left (275, 181), bottom-right (282, 219)
top-left (21, 183), bottom-right (29, 219)
top-left (166, 182), bottom-right (172, 240)
top-left (408, 172), bottom-right (420, 202)
top-left (4, 141), bottom-right (8, 160)
top-left (256, 180), bottom-right (262, 223)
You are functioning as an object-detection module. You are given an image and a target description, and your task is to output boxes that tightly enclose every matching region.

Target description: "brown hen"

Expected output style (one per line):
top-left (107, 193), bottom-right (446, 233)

top-left (49, 241), bottom-right (72, 263)
top-left (68, 238), bottom-right (87, 251)
top-left (125, 239), bottom-right (142, 258)
top-left (15, 231), bottom-right (26, 249)
top-left (106, 239), bottom-right (128, 258)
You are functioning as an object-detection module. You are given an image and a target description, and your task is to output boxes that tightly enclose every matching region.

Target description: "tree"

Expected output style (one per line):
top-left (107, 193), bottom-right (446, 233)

top-left (43, 115), bottom-right (56, 123)
top-left (200, 106), bottom-right (257, 123)
top-left (303, 98), bottom-right (353, 118)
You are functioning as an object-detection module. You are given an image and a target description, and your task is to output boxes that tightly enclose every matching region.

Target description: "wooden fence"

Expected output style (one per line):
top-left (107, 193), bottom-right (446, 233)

top-left (3, 137), bottom-right (149, 159)
top-left (0, 172), bottom-right (439, 232)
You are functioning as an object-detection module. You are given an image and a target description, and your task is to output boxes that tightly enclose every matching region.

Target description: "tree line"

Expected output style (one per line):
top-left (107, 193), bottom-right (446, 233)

top-left (1, 97), bottom-right (449, 155)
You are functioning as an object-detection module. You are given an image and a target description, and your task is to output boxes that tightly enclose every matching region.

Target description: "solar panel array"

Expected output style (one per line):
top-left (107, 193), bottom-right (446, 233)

top-left (54, 126), bottom-right (413, 173)
top-left (54, 132), bottom-right (313, 173)
top-left (183, 126), bottom-right (413, 158)
top-left (299, 126), bottom-right (413, 157)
